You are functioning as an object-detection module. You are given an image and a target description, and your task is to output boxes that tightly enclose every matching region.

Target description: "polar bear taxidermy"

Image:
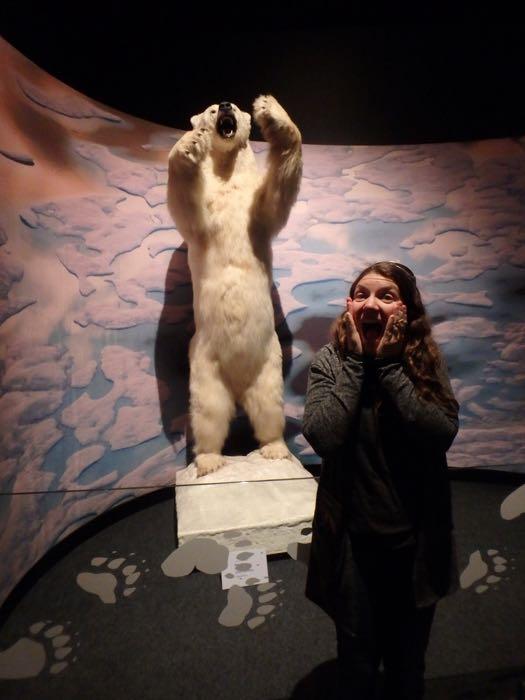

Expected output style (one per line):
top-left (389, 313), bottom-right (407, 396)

top-left (167, 95), bottom-right (302, 477)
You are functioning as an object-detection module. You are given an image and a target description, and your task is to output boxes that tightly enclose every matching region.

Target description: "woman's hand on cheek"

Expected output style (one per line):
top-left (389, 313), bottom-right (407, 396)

top-left (377, 305), bottom-right (407, 359)
top-left (344, 307), bottom-right (363, 355)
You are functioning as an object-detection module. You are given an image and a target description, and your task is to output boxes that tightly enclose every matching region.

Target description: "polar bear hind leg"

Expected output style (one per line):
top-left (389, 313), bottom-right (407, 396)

top-left (194, 452), bottom-right (225, 477)
top-left (190, 345), bottom-right (235, 476)
top-left (240, 337), bottom-right (290, 461)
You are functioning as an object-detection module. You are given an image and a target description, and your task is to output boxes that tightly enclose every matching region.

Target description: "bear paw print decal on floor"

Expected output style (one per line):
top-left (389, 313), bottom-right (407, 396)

top-left (0, 621), bottom-right (79, 679)
top-left (76, 552), bottom-right (148, 603)
top-left (218, 580), bottom-right (285, 629)
top-left (460, 548), bottom-right (514, 593)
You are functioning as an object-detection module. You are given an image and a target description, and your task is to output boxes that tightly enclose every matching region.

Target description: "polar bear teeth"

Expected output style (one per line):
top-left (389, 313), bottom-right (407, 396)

top-left (217, 116), bottom-right (236, 138)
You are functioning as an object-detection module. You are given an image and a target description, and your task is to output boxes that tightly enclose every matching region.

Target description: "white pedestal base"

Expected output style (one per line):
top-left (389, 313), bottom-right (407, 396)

top-left (175, 451), bottom-right (317, 554)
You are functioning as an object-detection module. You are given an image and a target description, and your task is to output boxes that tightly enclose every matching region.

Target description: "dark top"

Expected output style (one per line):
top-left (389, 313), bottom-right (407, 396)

top-left (344, 357), bottom-right (414, 540)
top-left (302, 343), bottom-right (460, 618)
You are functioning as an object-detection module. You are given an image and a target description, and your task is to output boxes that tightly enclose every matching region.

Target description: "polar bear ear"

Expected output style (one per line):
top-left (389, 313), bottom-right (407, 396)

top-left (190, 114), bottom-right (201, 129)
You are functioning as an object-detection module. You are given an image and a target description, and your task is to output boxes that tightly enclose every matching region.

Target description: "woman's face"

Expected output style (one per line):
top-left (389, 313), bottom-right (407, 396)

top-left (347, 273), bottom-right (404, 355)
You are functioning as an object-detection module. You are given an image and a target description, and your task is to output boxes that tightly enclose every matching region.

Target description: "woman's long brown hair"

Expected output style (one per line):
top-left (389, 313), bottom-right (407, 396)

top-left (331, 262), bottom-right (456, 411)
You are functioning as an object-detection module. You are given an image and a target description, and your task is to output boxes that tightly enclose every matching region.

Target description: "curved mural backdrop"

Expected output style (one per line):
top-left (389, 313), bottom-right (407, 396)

top-left (1, 37), bottom-right (524, 605)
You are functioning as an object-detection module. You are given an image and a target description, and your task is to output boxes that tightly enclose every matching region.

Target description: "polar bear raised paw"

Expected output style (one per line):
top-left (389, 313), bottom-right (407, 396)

top-left (259, 440), bottom-right (290, 461)
top-left (171, 127), bottom-right (211, 167)
top-left (196, 453), bottom-right (225, 477)
top-left (253, 95), bottom-right (298, 145)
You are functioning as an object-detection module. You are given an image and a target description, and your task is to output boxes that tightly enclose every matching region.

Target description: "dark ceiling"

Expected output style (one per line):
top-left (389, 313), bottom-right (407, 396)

top-left (2, 12), bottom-right (524, 145)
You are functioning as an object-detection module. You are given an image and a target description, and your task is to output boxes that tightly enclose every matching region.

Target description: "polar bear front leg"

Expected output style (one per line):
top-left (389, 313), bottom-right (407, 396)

top-left (167, 128), bottom-right (211, 240)
top-left (169, 127), bottom-right (211, 169)
top-left (251, 95), bottom-right (302, 235)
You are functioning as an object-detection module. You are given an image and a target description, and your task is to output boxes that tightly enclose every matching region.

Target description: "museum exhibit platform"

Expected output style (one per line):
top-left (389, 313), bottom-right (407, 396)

top-left (1, 472), bottom-right (525, 700)
top-left (175, 452), bottom-right (317, 554)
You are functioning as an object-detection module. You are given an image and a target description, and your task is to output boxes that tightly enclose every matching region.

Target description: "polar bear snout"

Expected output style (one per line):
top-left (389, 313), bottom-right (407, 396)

top-left (216, 102), bottom-right (237, 139)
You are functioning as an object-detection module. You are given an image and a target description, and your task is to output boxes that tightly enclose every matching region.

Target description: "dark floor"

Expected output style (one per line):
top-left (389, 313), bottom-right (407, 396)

top-left (1, 476), bottom-right (525, 699)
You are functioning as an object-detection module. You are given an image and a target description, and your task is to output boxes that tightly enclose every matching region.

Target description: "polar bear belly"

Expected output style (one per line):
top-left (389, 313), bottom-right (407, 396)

top-left (196, 266), bottom-right (275, 383)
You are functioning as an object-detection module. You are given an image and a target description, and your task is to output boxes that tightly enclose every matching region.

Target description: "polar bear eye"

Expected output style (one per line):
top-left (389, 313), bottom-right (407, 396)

top-left (210, 109), bottom-right (217, 114)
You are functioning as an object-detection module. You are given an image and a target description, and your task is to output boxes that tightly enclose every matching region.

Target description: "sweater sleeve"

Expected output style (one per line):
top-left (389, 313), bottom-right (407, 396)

top-left (375, 359), bottom-right (459, 451)
top-left (302, 346), bottom-right (364, 457)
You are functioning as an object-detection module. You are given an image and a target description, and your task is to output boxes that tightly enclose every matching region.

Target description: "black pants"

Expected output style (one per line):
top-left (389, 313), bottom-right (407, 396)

top-left (335, 542), bottom-right (436, 700)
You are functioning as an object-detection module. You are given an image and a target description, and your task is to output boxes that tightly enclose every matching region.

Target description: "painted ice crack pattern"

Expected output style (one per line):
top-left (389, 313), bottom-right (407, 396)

top-left (0, 246), bottom-right (37, 324)
top-left (20, 190), bottom-right (176, 305)
top-left (0, 148), bottom-right (35, 166)
top-left (61, 345), bottom-right (162, 449)
top-left (18, 76), bottom-right (122, 123)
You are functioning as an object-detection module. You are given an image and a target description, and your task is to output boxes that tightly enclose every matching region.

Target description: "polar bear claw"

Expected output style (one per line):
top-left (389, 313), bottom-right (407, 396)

top-left (259, 440), bottom-right (291, 461)
top-left (195, 453), bottom-right (225, 477)
top-left (253, 94), bottom-right (299, 145)
top-left (172, 128), bottom-right (211, 166)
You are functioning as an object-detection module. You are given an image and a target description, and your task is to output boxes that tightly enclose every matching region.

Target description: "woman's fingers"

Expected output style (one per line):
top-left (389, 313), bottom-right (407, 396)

top-left (344, 312), bottom-right (362, 354)
top-left (377, 308), bottom-right (406, 358)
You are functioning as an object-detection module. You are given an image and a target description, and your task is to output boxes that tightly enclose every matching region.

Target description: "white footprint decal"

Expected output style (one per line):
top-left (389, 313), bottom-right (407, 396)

top-left (0, 621), bottom-right (79, 679)
top-left (76, 552), bottom-right (147, 604)
top-left (460, 548), bottom-right (513, 593)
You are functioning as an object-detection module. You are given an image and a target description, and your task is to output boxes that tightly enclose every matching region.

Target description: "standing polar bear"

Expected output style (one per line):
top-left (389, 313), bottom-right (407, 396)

top-left (167, 95), bottom-right (302, 476)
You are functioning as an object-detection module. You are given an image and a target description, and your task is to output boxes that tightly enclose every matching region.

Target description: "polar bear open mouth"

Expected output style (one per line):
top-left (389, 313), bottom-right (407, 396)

top-left (216, 114), bottom-right (237, 139)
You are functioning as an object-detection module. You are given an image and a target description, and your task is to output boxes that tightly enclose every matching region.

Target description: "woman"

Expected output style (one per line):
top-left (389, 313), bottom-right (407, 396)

top-left (302, 261), bottom-right (459, 700)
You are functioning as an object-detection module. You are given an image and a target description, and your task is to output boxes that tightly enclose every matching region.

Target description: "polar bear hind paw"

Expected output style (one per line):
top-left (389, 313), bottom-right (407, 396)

top-left (195, 452), bottom-right (225, 477)
top-left (259, 440), bottom-right (290, 460)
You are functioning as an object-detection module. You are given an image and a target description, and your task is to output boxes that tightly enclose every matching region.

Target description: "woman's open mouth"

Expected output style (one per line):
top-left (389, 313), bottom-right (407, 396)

top-left (216, 113), bottom-right (237, 139)
top-left (361, 320), bottom-right (384, 343)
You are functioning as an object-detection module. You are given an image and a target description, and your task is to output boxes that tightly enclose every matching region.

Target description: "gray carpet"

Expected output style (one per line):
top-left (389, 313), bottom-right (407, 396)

top-left (1, 475), bottom-right (525, 699)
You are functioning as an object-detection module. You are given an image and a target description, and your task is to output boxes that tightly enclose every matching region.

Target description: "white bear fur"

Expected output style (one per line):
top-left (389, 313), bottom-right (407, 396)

top-left (168, 95), bottom-right (302, 476)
